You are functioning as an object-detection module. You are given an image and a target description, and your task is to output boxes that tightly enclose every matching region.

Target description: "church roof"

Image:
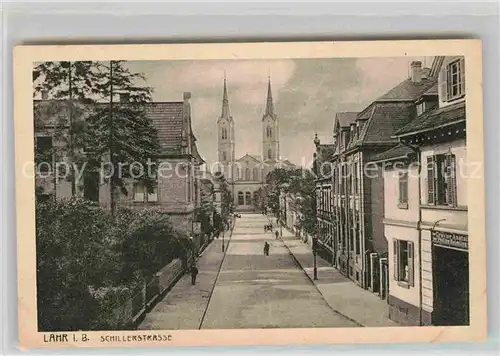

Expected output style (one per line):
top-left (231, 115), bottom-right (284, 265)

top-left (262, 76), bottom-right (277, 120)
top-left (220, 74), bottom-right (232, 120)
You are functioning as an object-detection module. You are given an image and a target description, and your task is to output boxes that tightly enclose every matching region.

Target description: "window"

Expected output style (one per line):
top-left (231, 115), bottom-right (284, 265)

top-left (221, 127), bottom-right (228, 140)
top-left (134, 183), bottom-right (145, 202)
top-left (245, 168), bottom-right (251, 181)
top-left (440, 58), bottom-right (465, 102)
top-left (83, 170), bottom-right (100, 202)
top-left (352, 162), bottom-right (358, 195)
top-left (427, 153), bottom-right (457, 206)
top-left (222, 151), bottom-right (227, 161)
top-left (237, 191), bottom-right (244, 205)
top-left (447, 60), bottom-right (464, 100)
top-left (134, 182), bottom-right (158, 203)
top-left (417, 102), bottom-right (425, 116)
top-left (398, 171), bottom-right (408, 209)
top-left (253, 168), bottom-right (259, 181)
top-left (267, 126), bottom-right (272, 138)
top-left (393, 239), bottom-right (414, 287)
top-left (245, 192), bottom-right (252, 205)
top-left (36, 136), bottom-right (53, 173)
top-left (268, 149), bottom-right (272, 160)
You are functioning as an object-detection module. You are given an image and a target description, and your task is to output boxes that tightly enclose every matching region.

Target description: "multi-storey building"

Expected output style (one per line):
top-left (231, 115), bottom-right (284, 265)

top-left (315, 60), bottom-right (439, 290)
top-left (35, 92), bottom-right (205, 234)
top-left (215, 76), bottom-right (295, 212)
top-left (373, 56), bottom-right (468, 326)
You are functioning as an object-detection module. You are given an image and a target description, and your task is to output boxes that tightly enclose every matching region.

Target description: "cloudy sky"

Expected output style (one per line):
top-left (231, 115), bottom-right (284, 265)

top-left (126, 56), bottom-right (433, 168)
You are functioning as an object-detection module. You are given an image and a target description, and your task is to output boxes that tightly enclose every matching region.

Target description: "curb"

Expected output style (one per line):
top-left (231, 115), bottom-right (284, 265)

top-left (280, 236), bottom-right (365, 328)
top-left (197, 219), bottom-right (235, 329)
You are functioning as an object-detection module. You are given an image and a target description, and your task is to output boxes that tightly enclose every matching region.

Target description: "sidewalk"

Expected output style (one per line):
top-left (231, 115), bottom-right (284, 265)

top-left (138, 229), bottom-right (233, 330)
top-left (280, 229), bottom-right (398, 327)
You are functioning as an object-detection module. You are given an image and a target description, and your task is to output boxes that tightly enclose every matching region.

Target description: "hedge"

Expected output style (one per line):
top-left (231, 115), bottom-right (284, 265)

top-left (36, 197), bottom-right (192, 331)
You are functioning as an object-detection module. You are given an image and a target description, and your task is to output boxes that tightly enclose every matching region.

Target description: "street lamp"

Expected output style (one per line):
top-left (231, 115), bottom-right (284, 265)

top-left (222, 224), bottom-right (225, 252)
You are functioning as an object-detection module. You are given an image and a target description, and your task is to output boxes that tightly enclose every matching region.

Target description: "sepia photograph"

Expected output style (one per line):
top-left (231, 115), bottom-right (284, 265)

top-left (14, 41), bottom-right (486, 348)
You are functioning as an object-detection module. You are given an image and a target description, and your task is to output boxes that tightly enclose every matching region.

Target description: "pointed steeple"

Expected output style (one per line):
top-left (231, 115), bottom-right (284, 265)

top-left (265, 76), bottom-right (274, 116)
top-left (221, 71), bottom-right (230, 119)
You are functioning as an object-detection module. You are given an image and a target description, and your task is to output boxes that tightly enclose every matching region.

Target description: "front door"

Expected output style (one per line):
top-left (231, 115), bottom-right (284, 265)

top-left (432, 246), bottom-right (469, 325)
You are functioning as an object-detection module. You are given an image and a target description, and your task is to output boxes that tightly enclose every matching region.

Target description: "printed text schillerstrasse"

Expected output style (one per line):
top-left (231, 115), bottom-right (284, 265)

top-left (101, 334), bottom-right (172, 343)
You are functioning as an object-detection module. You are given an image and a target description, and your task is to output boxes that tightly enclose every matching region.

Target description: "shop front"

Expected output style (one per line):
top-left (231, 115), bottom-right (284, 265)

top-left (431, 230), bottom-right (469, 326)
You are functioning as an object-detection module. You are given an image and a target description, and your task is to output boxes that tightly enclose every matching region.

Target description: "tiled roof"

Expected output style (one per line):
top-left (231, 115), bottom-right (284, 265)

top-left (357, 102), bottom-right (415, 145)
top-left (370, 144), bottom-right (415, 163)
top-left (146, 102), bottom-right (184, 154)
top-left (395, 101), bottom-right (466, 137)
top-left (422, 82), bottom-right (438, 96)
top-left (377, 78), bottom-right (437, 102)
top-left (336, 112), bottom-right (358, 128)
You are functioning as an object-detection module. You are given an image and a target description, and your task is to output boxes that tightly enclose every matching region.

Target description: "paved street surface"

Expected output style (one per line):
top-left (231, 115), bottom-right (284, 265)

top-left (139, 213), bottom-right (358, 330)
top-left (200, 214), bottom-right (357, 329)
top-left (280, 229), bottom-right (399, 327)
top-left (138, 233), bottom-right (230, 330)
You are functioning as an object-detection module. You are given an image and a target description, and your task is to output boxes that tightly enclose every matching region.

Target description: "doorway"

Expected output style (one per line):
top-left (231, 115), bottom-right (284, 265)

top-left (432, 246), bottom-right (469, 326)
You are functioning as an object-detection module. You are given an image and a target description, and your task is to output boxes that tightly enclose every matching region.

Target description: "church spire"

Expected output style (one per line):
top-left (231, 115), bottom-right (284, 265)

top-left (265, 76), bottom-right (274, 116)
top-left (221, 71), bottom-right (230, 119)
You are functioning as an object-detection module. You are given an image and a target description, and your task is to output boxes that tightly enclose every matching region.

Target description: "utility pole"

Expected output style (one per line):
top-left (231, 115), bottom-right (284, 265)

top-left (68, 61), bottom-right (76, 196)
top-left (109, 60), bottom-right (117, 217)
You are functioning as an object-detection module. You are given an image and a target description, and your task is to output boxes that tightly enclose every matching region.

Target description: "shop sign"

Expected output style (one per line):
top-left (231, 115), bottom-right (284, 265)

top-left (431, 231), bottom-right (468, 250)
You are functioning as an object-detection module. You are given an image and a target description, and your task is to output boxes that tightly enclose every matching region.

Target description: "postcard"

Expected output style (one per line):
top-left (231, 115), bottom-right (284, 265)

top-left (13, 40), bottom-right (486, 349)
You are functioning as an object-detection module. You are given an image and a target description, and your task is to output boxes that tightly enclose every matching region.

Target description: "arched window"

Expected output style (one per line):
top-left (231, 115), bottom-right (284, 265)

top-left (253, 168), bottom-right (258, 181)
top-left (245, 168), bottom-right (251, 181)
top-left (245, 192), bottom-right (252, 205)
top-left (253, 191), bottom-right (259, 205)
top-left (236, 167), bottom-right (240, 180)
top-left (268, 149), bottom-right (272, 160)
top-left (267, 126), bottom-right (272, 138)
top-left (238, 192), bottom-right (244, 205)
top-left (221, 127), bottom-right (228, 140)
top-left (222, 151), bottom-right (227, 161)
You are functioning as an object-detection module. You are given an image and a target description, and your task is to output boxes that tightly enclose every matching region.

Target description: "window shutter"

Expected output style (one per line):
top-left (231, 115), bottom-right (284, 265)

top-left (438, 65), bottom-right (448, 102)
top-left (459, 57), bottom-right (466, 96)
top-left (408, 242), bottom-right (414, 286)
top-left (426, 156), bottom-right (435, 204)
top-left (446, 153), bottom-right (458, 206)
top-left (393, 239), bottom-right (399, 281)
top-left (398, 172), bottom-right (403, 204)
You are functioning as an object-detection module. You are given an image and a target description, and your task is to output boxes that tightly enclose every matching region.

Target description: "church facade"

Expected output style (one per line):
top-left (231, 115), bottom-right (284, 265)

top-left (215, 76), bottom-right (295, 212)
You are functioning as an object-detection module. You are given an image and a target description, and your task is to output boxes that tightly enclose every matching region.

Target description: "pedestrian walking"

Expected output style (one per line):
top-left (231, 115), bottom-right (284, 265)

top-left (190, 265), bottom-right (199, 285)
top-left (263, 242), bottom-right (270, 256)
top-left (275, 230), bottom-right (279, 240)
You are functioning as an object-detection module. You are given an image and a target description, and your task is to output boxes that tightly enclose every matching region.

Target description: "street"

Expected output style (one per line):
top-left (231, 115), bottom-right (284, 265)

top-left (139, 213), bottom-right (358, 330)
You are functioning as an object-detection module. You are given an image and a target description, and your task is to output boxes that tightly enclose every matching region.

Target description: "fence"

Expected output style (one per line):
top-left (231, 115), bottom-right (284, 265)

top-left (94, 258), bottom-right (186, 329)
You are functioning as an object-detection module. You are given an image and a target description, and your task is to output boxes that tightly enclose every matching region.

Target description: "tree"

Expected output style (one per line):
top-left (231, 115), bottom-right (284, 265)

top-left (214, 171), bottom-right (233, 230)
top-left (34, 61), bottom-right (102, 196)
top-left (34, 61), bottom-right (161, 216)
top-left (263, 167), bottom-right (317, 235)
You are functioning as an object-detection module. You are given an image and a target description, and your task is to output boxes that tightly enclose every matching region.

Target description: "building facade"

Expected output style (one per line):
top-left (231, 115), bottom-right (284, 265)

top-left (35, 92), bottom-right (205, 234)
top-left (216, 76), bottom-right (295, 212)
top-left (374, 56), bottom-right (468, 326)
top-left (314, 60), bottom-right (441, 291)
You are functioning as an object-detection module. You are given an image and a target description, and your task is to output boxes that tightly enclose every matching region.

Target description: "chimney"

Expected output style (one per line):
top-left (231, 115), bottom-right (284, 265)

top-left (183, 92), bottom-right (192, 101)
top-left (119, 93), bottom-right (130, 102)
top-left (410, 61), bottom-right (423, 83)
top-left (41, 90), bottom-right (48, 100)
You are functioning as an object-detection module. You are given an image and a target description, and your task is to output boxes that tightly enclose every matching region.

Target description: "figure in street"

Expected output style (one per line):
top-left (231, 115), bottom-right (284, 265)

top-left (275, 230), bottom-right (279, 240)
top-left (190, 265), bottom-right (199, 285)
top-left (263, 242), bottom-right (270, 256)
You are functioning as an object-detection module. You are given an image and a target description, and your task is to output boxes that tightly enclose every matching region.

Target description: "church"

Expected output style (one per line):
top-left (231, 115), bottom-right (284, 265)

top-left (215, 76), bottom-right (295, 212)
